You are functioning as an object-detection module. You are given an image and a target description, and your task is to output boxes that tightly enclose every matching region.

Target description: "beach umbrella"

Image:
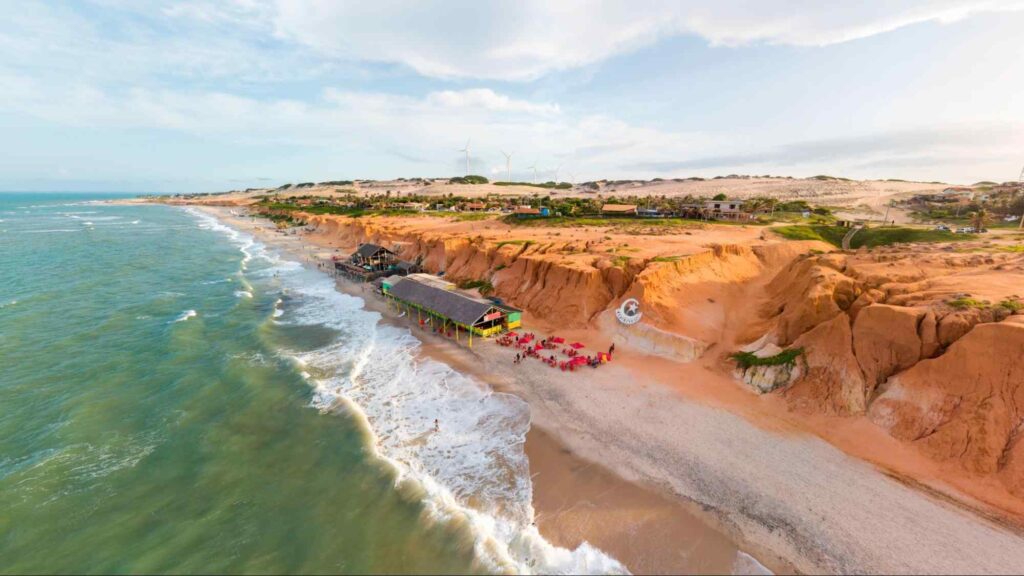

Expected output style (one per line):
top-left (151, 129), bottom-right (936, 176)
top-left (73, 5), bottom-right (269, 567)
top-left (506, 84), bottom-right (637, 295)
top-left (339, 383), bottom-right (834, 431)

top-left (570, 342), bottom-right (585, 349)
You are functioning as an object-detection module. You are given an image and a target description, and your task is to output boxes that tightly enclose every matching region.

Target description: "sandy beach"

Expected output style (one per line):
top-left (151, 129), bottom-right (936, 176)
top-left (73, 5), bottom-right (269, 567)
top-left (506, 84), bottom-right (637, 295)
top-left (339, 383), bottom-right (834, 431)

top-left (197, 204), bottom-right (1024, 575)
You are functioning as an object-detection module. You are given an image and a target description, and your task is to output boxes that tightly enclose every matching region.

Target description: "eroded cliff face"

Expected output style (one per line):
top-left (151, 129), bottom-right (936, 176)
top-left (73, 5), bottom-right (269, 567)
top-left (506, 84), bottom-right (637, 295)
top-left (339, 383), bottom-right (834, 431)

top-left (304, 212), bottom-right (1024, 497)
top-left (741, 246), bottom-right (1024, 494)
top-left (302, 213), bottom-right (824, 333)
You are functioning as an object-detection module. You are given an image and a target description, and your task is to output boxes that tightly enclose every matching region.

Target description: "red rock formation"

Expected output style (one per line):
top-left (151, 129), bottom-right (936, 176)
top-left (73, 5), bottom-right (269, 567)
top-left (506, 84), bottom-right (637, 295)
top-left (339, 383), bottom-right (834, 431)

top-left (868, 323), bottom-right (1024, 488)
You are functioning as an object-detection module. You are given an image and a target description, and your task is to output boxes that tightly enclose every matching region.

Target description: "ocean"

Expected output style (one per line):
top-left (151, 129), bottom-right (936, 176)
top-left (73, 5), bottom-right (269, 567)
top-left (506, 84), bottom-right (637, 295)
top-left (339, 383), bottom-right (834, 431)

top-left (0, 193), bottom-right (622, 574)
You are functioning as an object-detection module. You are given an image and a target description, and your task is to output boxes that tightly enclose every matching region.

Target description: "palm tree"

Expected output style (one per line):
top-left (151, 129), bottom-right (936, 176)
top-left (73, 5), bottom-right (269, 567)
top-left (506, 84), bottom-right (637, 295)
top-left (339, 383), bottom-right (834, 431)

top-left (745, 197), bottom-right (766, 215)
top-left (969, 208), bottom-right (990, 232)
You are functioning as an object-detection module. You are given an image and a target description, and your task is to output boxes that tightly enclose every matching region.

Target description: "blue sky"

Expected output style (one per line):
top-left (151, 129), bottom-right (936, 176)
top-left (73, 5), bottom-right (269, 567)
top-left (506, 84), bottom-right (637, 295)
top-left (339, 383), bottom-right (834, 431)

top-left (1, 0), bottom-right (1022, 192)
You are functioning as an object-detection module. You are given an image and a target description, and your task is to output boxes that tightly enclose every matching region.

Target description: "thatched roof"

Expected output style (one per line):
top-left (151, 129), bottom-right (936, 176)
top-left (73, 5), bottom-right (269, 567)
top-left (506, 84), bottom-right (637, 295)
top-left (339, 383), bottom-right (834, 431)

top-left (355, 243), bottom-right (394, 259)
top-left (388, 278), bottom-right (499, 326)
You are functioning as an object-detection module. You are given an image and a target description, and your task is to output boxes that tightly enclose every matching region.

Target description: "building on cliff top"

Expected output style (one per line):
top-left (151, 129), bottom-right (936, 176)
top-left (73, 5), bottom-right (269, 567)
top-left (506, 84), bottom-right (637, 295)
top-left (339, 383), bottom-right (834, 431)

top-left (704, 199), bottom-right (752, 220)
top-left (601, 204), bottom-right (638, 216)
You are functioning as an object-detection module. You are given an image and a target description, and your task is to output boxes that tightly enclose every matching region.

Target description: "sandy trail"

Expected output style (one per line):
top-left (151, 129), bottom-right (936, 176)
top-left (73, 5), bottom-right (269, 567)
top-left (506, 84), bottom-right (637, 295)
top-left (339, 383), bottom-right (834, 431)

top-left (196, 205), bottom-right (1024, 575)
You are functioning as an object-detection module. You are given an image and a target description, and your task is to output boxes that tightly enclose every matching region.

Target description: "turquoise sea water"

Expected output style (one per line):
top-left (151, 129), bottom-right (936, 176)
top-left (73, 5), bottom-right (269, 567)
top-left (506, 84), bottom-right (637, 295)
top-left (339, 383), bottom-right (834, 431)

top-left (0, 194), bottom-right (621, 574)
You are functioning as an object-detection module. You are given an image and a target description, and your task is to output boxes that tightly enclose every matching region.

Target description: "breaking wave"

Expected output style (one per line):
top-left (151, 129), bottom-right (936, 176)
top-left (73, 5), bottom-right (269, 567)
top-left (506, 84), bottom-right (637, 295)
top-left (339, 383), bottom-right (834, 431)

top-left (185, 207), bottom-right (627, 575)
top-left (171, 310), bottom-right (197, 323)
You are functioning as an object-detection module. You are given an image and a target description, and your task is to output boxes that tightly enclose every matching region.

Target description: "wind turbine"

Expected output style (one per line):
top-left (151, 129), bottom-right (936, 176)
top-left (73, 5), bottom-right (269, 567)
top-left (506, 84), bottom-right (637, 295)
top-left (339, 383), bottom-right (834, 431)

top-left (501, 150), bottom-right (513, 182)
top-left (527, 161), bottom-right (538, 184)
top-left (553, 163), bottom-right (564, 185)
top-left (458, 139), bottom-right (471, 175)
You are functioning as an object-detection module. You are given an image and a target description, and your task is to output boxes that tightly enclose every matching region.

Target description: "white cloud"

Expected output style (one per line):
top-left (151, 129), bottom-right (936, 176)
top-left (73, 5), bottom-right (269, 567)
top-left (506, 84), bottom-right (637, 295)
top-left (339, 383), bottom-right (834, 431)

top-left (264, 0), bottom-right (1024, 80)
top-left (4, 69), bottom-right (1017, 185)
top-left (425, 89), bottom-right (560, 115)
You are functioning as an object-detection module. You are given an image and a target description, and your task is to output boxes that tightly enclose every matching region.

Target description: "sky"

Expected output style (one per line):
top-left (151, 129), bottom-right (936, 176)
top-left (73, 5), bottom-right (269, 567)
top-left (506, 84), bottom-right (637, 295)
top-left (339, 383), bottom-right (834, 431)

top-left (1, 1), bottom-right (1022, 193)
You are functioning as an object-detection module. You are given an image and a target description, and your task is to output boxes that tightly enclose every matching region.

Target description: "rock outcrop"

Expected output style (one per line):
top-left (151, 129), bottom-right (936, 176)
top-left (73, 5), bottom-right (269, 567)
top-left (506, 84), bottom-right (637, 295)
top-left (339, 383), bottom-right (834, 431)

top-left (785, 314), bottom-right (867, 415)
top-left (852, 304), bottom-right (925, 398)
top-left (744, 246), bottom-right (1024, 494)
top-left (868, 322), bottom-right (1024, 488)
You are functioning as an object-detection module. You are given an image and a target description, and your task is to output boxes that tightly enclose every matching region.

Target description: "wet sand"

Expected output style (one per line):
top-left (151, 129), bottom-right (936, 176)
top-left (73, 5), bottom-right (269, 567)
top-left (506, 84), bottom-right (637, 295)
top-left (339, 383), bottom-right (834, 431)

top-left (525, 426), bottom-right (755, 575)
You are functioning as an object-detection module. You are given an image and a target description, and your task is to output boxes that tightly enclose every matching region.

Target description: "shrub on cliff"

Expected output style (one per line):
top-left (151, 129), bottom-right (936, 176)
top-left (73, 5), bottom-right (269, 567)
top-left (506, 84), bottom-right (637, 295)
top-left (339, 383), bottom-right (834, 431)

top-left (731, 348), bottom-right (804, 369)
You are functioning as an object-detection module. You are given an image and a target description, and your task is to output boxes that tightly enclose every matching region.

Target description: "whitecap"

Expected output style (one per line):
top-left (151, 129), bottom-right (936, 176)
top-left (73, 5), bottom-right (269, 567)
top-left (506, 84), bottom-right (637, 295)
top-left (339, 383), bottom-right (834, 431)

top-left (170, 310), bottom-right (196, 323)
top-left (234, 290), bottom-right (253, 299)
top-left (188, 207), bottom-right (627, 574)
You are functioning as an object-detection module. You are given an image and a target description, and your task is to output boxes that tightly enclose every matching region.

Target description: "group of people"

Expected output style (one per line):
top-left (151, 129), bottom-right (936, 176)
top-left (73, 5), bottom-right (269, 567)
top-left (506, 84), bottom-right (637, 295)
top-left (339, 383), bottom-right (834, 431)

top-left (499, 332), bottom-right (616, 371)
top-left (419, 317), bottom-right (455, 338)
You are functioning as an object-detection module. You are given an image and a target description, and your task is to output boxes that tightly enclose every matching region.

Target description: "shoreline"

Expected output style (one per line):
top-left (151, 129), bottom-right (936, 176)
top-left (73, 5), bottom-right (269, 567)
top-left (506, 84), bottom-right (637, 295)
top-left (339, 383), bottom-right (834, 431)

top-left (191, 203), bottom-right (1024, 574)
top-left (193, 205), bottom-right (756, 574)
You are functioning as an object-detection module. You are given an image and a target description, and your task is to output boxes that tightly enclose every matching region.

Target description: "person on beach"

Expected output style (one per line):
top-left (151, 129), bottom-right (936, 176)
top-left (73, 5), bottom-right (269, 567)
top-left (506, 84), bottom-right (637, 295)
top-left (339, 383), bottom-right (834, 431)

top-left (434, 419), bottom-right (440, 432)
top-left (609, 343), bottom-right (615, 355)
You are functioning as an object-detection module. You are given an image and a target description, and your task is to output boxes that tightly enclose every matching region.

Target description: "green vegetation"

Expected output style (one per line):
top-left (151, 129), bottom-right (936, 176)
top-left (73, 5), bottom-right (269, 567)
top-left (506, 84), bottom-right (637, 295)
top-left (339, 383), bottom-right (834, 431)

top-left (502, 216), bottom-right (707, 229)
top-left (730, 348), bottom-right (804, 369)
top-left (712, 193), bottom-right (728, 201)
top-left (449, 175), bottom-right (489, 184)
top-left (457, 279), bottom-right (494, 294)
top-left (651, 255), bottom-right (682, 262)
top-left (999, 299), bottom-right (1024, 312)
top-left (773, 225), bottom-right (970, 248)
top-left (948, 297), bottom-right (989, 310)
top-left (854, 227), bottom-right (968, 247)
top-left (494, 181), bottom-right (573, 189)
top-left (441, 212), bottom-right (493, 221)
top-left (772, 225), bottom-right (848, 247)
top-left (494, 239), bottom-right (532, 249)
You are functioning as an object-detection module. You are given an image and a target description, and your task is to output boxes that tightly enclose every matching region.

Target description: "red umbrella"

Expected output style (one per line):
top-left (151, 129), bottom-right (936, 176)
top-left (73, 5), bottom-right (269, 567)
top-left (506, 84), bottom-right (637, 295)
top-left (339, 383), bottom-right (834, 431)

top-left (570, 342), bottom-right (585, 349)
top-left (551, 336), bottom-right (565, 344)
top-left (507, 331), bottom-right (518, 337)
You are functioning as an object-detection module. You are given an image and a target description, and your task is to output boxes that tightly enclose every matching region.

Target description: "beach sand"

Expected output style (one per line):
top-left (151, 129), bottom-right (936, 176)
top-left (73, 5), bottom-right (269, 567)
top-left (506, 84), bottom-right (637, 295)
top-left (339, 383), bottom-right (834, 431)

top-left (196, 205), bottom-right (1024, 575)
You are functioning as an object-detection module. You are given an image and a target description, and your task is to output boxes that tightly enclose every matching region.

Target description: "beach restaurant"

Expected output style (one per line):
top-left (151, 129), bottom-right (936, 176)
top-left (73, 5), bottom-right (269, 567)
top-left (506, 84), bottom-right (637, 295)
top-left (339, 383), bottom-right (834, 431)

top-left (382, 276), bottom-right (521, 343)
top-left (335, 242), bottom-right (422, 282)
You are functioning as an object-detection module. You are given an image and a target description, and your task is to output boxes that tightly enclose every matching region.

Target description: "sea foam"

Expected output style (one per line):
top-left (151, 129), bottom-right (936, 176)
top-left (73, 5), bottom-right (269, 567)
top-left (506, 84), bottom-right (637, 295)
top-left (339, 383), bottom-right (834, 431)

top-left (171, 310), bottom-right (197, 323)
top-left (185, 207), bottom-right (628, 575)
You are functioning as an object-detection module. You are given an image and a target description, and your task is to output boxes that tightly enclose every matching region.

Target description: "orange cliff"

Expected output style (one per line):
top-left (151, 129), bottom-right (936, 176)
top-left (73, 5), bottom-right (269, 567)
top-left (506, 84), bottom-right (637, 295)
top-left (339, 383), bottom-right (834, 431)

top-left (298, 211), bottom-right (1024, 512)
top-left (734, 243), bottom-right (1024, 502)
